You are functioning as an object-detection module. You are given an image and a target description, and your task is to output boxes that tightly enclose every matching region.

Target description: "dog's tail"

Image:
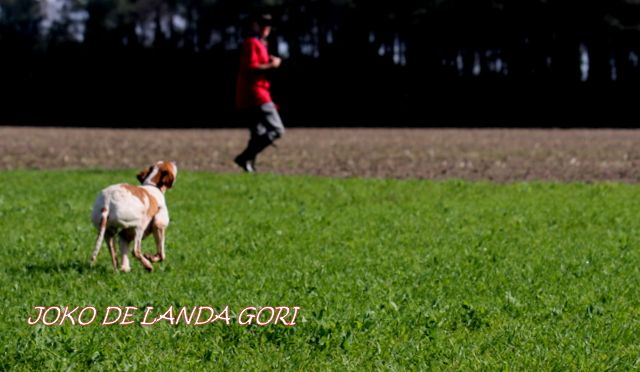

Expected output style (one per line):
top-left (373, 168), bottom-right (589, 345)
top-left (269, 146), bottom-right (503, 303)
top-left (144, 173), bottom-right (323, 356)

top-left (90, 207), bottom-right (109, 266)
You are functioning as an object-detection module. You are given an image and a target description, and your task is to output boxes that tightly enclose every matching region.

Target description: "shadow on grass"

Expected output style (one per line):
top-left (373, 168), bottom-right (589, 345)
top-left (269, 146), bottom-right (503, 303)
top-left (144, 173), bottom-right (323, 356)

top-left (19, 260), bottom-right (113, 275)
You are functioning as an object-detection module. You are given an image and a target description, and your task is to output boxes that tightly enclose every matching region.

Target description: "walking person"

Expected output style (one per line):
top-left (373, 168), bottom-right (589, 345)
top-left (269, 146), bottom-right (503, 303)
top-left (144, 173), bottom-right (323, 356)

top-left (234, 13), bottom-right (285, 173)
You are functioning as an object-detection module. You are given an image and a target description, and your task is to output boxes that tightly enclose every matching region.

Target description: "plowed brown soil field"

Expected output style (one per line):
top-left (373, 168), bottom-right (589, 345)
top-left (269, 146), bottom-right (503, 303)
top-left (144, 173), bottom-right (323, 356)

top-left (2, 127), bottom-right (640, 182)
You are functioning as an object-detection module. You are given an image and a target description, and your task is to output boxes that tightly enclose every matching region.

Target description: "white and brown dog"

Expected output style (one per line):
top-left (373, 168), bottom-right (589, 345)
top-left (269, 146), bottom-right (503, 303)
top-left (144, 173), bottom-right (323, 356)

top-left (90, 161), bottom-right (177, 272)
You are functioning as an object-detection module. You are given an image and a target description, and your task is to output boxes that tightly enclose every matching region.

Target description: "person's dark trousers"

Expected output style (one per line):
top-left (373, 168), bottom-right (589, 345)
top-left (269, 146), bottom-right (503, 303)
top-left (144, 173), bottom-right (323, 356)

top-left (234, 102), bottom-right (285, 172)
top-left (235, 134), bottom-right (272, 164)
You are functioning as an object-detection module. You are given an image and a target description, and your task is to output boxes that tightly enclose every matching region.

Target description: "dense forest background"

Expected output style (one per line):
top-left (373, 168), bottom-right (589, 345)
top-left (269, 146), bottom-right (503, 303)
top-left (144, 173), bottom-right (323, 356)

top-left (2, 0), bottom-right (640, 127)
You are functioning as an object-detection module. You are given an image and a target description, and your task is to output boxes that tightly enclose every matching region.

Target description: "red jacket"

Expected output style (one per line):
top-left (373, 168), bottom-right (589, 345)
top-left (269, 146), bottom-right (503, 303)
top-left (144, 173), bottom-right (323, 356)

top-left (235, 36), bottom-right (273, 109)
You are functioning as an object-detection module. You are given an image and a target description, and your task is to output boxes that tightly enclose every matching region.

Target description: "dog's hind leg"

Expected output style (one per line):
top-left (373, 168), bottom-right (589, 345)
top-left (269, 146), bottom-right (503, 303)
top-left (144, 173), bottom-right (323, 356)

top-left (119, 235), bottom-right (131, 273)
top-left (107, 234), bottom-right (118, 271)
top-left (90, 207), bottom-right (109, 267)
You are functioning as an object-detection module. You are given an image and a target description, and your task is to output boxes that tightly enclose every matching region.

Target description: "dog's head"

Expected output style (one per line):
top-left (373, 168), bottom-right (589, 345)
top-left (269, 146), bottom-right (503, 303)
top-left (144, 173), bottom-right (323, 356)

top-left (137, 161), bottom-right (178, 192)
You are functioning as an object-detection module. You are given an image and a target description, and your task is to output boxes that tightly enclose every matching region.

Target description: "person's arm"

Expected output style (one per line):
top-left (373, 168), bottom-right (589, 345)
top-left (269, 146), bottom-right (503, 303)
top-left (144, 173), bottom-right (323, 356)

top-left (243, 39), bottom-right (281, 71)
top-left (253, 56), bottom-right (281, 70)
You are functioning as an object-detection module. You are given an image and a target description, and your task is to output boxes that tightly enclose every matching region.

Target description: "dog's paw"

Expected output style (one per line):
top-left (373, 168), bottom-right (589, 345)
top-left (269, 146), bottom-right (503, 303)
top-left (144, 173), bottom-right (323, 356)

top-left (144, 253), bottom-right (163, 263)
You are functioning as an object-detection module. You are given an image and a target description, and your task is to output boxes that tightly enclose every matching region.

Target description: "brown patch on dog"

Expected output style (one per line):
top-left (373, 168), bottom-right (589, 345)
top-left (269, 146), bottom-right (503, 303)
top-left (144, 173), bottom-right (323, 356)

top-left (122, 184), bottom-right (159, 217)
top-left (142, 189), bottom-right (159, 217)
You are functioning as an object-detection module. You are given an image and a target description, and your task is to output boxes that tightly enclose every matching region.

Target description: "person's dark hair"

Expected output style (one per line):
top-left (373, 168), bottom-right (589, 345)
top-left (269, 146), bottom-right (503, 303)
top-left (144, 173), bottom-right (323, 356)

top-left (252, 13), bottom-right (273, 27)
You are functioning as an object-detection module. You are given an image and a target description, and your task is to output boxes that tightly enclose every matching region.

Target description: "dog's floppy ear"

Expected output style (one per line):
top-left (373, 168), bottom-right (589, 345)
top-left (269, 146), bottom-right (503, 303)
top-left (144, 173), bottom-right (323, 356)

top-left (159, 170), bottom-right (175, 189)
top-left (136, 166), bottom-right (153, 184)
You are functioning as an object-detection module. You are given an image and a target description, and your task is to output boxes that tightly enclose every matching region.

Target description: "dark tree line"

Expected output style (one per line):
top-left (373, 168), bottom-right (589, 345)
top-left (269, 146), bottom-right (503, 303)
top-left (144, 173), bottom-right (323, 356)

top-left (2, 0), bottom-right (640, 126)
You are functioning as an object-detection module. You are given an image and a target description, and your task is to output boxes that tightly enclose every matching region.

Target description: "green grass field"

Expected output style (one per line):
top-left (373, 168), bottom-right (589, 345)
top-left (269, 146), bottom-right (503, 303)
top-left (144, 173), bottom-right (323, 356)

top-left (2, 170), bottom-right (640, 369)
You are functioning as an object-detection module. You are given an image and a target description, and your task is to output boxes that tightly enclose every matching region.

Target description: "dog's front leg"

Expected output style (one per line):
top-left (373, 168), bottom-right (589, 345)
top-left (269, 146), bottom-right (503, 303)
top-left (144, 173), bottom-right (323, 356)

top-left (154, 226), bottom-right (166, 262)
top-left (146, 225), bottom-right (165, 263)
top-left (133, 229), bottom-right (154, 272)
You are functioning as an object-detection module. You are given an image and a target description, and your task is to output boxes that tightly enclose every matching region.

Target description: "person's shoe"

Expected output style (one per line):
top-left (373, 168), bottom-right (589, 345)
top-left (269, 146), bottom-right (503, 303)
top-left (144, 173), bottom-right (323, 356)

top-left (234, 155), bottom-right (255, 173)
top-left (246, 159), bottom-right (256, 173)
